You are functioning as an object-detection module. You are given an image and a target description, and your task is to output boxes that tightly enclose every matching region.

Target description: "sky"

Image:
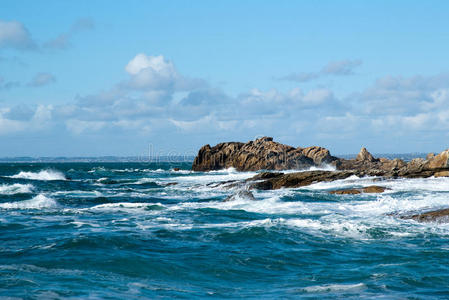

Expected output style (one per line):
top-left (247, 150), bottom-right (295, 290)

top-left (1, 1), bottom-right (449, 157)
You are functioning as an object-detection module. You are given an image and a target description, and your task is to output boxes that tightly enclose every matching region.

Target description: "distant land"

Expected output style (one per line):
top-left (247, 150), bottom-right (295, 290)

top-left (0, 156), bottom-right (196, 163)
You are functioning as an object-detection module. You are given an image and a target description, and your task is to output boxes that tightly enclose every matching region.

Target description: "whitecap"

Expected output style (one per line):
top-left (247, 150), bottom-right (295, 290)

top-left (9, 170), bottom-right (66, 181)
top-left (303, 282), bottom-right (365, 293)
top-left (0, 183), bottom-right (34, 195)
top-left (87, 202), bottom-right (165, 212)
top-left (0, 194), bottom-right (58, 209)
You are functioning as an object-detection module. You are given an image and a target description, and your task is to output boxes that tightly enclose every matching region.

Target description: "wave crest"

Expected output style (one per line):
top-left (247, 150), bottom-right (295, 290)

top-left (0, 183), bottom-right (34, 195)
top-left (9, 170), bottom-right (66, 181)
top-left (0, 194), bottom-right (58, 209)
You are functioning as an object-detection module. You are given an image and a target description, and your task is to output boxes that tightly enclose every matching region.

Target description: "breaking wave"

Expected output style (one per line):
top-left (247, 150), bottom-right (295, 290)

top-left (0, 194), bottom-right (58, 209)
top-left (0, 183), bottom-right (34, 195)
top-left (9, 170), bottom-right (66, 181)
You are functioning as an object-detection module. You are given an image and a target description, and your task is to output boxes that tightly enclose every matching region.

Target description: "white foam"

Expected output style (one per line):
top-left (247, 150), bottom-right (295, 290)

top-left (303, 283), bottom-right (365, 293)
top-left (281, 164), bottom-right (337, 173)
top-left (0, 183), bottom-right (33, 195)
top-left (51, 190), bottom-right (103, 197)
top-left (88, 202), bottom-right (165, 212)
top-left (0, 194), bottom-right (58, 209)
top-left (9, 170), bottom-right (66, 181)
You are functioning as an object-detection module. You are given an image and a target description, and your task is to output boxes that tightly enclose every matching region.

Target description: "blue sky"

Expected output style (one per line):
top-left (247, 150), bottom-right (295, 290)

top-left (1, 1), bottom-right (449, 156)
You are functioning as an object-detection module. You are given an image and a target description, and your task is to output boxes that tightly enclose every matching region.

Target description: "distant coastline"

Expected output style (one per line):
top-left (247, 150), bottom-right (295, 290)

top-left (0, 156), bottom-right (196, 163)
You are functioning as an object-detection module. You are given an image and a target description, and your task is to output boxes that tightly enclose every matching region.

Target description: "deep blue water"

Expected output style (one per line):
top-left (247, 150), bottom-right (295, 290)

top-left (1, 162), bottom-right (449, 299)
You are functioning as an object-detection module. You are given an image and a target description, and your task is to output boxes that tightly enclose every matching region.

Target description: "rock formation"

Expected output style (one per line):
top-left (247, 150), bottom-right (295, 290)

top-left (248, 170), bottom-right (356, 190)
top-left (400, 208), bottom-right (449, 223)
top-left (192, 137), bottom-right (337, 171)
top-left (329, 186), bottom-right (388, 195)
top-left (193, 137), bottom-right (449, 192)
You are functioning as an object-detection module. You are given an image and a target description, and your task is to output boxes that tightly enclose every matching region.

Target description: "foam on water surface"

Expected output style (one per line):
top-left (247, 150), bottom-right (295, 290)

top-left (0, 194), bottom-right (58, 209)
top-left (0, 183), bottom-right (34, 195)
top-left (2, 162), bottom-right (449, 298)
top-left (8, 170), bottom-right (66, 181)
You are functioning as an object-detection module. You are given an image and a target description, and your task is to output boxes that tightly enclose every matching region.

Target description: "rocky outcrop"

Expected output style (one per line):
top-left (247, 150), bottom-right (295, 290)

top-left (337, 147), bottom-right (449, 178)
top-left (193, 137), bottom-right (449, 191)
top-left (356, 147), bottom-right (377, 162)
top-left (329, 186), bottom-right (388, 195)
top-left (248, 170), bottom-right (355, 190)
top-left (400, 208), bottom-right (449, 223)
top-left (192, 137), bottom-right (337, 171)
top-left (244, 147), bottom-right (449, 190)
top-left (224, 190), bottom-right (256, 202)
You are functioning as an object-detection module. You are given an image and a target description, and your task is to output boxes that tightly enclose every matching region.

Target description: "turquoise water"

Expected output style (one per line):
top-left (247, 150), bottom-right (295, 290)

top-left (1, 162), bottom-right (449, 299)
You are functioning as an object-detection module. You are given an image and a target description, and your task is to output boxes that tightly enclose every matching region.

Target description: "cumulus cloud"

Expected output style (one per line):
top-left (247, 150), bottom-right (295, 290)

top-left (44, 18), bottom-right (94, 50)
top-left (27, 73), bottom-right (56, 87)
top-left (351, 73), bottom-right (449, 115)
top-left (0, 20), bottom-right (36, 50)
top-left (0, 105), bottom-right (53, 135)
top-left (2, 51), bottom-right (449, 154)
top-left (124, 53), bottom-right (206, 91)
top-left (279, 59), bottom-right (362, 82)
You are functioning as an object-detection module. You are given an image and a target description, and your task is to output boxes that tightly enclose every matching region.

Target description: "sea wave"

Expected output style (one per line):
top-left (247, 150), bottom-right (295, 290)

top-left (0, 183), bottom-right (34, 195)
top-left (0, 194), bottom-right (58, 209)
top-left (9, 170), bottom-right (66, 181)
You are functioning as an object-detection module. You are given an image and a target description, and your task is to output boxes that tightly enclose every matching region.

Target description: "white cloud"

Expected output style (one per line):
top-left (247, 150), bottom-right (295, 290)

top-left (124, 53), bottom-right (205, 92)
top-left (0, 20), bottom-right (36, 50)
top-left (125, 54), bottom-right (174, 75)
top-left (303, 89), bottom-right (334, 104)
top-left (2, 51), bottom-right (449, 154)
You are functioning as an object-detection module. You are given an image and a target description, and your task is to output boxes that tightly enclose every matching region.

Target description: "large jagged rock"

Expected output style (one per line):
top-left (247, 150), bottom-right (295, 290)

top-left (193, 137), bottom-right (449, 191)
top-left (424, 149), bottom-right (449, 169)
top-left (192, 137), bottom-right (338, 171)
top-left (356, 147), bottom-right (377, 162)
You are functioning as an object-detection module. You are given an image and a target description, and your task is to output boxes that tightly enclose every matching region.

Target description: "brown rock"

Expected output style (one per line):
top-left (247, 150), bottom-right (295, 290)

top-left (424, 149), bottom-right (449, 169)
top-left (356, 147), bottom-right (377, 162)
top-left (362, 186), bottom-right (387, 193)
top-left (434, 171), bottom-right (449, 177)
top-left (299, 146), bottom-right (336, 165)
top-left (249, 170), bottom-right (355, 190)
top-left (329, 189), bottom-right (362, 195)
top-left (192, 137), bottom-right (337, 171)
top-left (173, 168), bottom-right (180, 171)
top-left (329, 185), bottom-right (387, 195)
top-left (401, 208), bottom-right (449, 223)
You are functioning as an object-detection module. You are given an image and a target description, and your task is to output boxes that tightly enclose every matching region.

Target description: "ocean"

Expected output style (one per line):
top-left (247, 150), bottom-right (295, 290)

top-left (1, 160), bottom-right (449, 299)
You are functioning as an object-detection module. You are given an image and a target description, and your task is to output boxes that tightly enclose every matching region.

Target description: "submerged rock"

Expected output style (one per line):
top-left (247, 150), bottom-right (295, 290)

top-left (329, 185), bottom-right (388, 195)
top-left (224, 190), bottom-right (256, 202)
top-left (400, 208), bottom-right (449, 223)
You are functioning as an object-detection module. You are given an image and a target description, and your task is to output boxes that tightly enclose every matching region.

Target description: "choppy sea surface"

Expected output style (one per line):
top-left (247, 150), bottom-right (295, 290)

top-left (1, 160), bottom-right (449, 299)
